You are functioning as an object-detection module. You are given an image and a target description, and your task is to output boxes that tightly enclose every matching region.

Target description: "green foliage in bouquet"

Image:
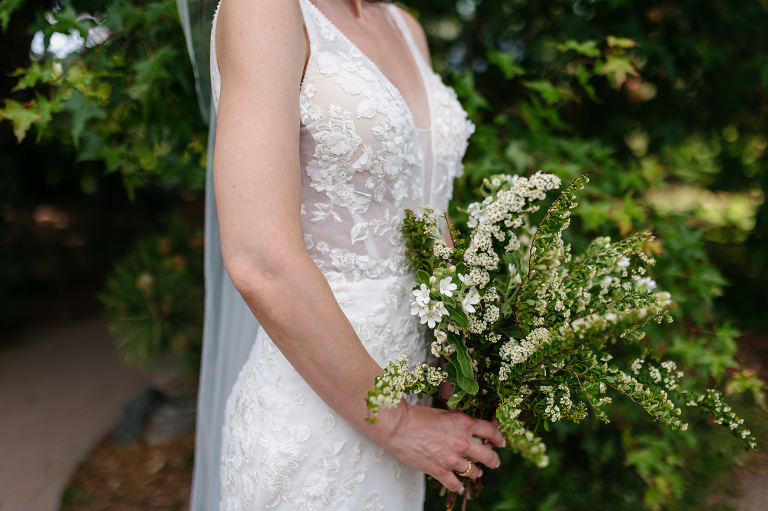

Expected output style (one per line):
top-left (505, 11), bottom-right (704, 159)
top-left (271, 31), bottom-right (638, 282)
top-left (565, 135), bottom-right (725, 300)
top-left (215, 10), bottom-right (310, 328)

top-left (98, 216), bottom-right (204, 375)
top-left (367, 173), bottom-right (756, 504)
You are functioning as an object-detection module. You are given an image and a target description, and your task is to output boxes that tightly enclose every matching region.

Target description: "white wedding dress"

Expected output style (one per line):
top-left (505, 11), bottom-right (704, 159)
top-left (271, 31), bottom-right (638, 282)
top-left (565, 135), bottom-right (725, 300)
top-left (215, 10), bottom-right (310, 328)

top-left (210, 1), bottom-right (475, 509)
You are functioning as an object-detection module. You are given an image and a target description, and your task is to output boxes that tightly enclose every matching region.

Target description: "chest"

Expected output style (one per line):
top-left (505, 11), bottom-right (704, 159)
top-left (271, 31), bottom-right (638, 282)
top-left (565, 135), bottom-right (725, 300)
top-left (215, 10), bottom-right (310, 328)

top-left (297, 0), bottom-right (476, 214)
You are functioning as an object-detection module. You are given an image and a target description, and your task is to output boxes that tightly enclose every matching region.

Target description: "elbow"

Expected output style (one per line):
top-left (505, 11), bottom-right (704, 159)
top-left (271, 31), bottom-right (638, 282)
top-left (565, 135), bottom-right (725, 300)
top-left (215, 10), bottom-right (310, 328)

top-left (222, 244), bottom-right (307, 302)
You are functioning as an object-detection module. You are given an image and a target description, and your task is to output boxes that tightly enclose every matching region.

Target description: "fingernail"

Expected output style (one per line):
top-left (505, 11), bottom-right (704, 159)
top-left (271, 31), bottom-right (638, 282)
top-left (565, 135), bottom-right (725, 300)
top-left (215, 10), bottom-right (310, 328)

top-left (502, 439), bottom-right (507, 448)
top-left (459, 486), bottom-right (465, 493)
top-left (495, 459), bottom-right (501, 468)
top-left (476, 468), bottom-right (483, 477)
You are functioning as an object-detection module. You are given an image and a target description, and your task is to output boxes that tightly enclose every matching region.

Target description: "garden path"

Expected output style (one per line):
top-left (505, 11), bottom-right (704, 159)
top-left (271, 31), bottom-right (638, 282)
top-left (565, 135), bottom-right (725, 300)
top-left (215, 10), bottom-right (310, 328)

top-left (0, 317), bottom-right (151, 511)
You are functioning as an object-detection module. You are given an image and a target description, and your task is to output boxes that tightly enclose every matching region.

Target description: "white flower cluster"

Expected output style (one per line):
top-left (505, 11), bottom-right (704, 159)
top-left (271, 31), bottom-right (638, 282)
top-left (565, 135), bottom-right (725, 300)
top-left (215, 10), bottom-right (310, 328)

top-left (463, 172), bottom-right (562, 288)
top-left (613, 370), bottom-right (685, 427)
top-left (499, 328), bottom-right (552, 376)
top-left (410, 269), bottom-right (485, 344)
top-left (430, 329), bottom-right (454, 358)
top-left (433, 241), bottom-right (453, 260)
top-left (500, 421), bottom-right (550, 468)
top-left (540, 384), bottom-right (572, 422)
top-left (468, 313), bottom-right (487, 334)
top-left (419, 205), bottom-right (440, 237)
top-left (690, 389), bottom-right (756, 448)
top-left (410, 283), bottom-right (449, 329)
top-left (368, 355), bottom-right (447, 415)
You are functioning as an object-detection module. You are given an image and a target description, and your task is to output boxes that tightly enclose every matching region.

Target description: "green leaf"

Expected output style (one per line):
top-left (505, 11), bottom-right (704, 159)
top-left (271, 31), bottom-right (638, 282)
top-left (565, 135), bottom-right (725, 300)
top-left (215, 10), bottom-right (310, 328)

top-left (11, 61), bottom-right (58, 92)
top-left (557, 39), bottom-right (600, 58)
top-left (521, 80), bottom-right (574, 106)
top-left (0, 0), bottom-right (24, 32)
top-left (447, 391), bottom-right (466, 409)
top-left (452, 334), bottom-right (473, 377)
top-left (606, 35), bottom-right (637, 48)
top-left (598, 55), bottom-right (638, 88)
top-left (458, 377), bottom-right (479, 395)
top-left (445, 355), bottom-right (479, 395)
top-left (61, 90), bottom-right (107, 145)
top-left (450, 70), bottom-right (491, 114)
top-left (445, 359), bottom-right (458, 382)
top-left (33, 96), bottom-right (58, 140)
top-left (487, 49), bottom-right (526, 80)
top-left (0, 99), bottom-right (42, 142)
top-left (445, 303), bottom-right (469, 328)
top-left (417, 270), bottom-right (431, 286)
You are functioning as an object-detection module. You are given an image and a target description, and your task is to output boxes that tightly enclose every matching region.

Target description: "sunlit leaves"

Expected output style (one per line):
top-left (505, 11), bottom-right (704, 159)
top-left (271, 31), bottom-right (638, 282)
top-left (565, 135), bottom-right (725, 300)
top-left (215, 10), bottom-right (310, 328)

top-left (0, 0), bottom-right (206, 196)
top-left (486, 49), bottom-right (525, 80)
top-left (521, 79), bottom-right (574, 106)
top-left (598, 54), bottom-right (639, 89)
top-left (606, 35), bottom-right (637, 49)
top-left (0, 99), bottom-right (42, 142)
top-left (557, 39), bottom-right (600, 58)
top-left (0, 0), bottom-right (24, 32)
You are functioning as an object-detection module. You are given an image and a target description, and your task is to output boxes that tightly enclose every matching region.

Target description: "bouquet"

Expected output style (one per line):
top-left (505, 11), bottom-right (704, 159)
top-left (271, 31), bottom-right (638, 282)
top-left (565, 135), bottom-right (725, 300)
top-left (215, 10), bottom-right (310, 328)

top-left (366, 172), bottom-right (756, 506)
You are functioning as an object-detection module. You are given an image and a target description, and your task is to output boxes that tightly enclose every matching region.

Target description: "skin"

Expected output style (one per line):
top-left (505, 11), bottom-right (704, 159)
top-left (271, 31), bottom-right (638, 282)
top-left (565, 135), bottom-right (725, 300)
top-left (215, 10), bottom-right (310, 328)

top-left (213, 0), bottom-right (504, 493)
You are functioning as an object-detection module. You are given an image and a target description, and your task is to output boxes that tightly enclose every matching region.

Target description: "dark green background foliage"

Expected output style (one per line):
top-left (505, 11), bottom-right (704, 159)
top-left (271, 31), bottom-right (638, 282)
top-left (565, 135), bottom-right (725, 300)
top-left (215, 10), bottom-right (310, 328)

top-left (1, 0), bottom-right (766, 509)
top-left (98, 215), bottom-right (204, 376)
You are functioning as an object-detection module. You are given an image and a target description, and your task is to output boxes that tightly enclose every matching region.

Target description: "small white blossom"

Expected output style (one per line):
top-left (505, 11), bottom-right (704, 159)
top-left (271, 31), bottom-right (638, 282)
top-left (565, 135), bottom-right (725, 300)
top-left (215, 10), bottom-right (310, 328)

top-left (439, 277), bottom-right (458, 297)
top-left (413, 284), bottom-right (430, 305)
top-left (462, 286), bottom-right (481, 314)
top-left (410, 300), bottom-right (429, 317)
top-left (636, 276), bottom-right (657, 291)
top-left (458, 273), bottom-right (473, 286)
top-left (421, 301), bottom-right (449, 329)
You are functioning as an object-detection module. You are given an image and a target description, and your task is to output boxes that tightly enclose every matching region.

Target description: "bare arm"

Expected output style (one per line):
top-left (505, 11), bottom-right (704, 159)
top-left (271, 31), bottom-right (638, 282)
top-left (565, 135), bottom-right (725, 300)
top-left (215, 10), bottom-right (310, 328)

top-left (214, 0), bottom-right (501, 491)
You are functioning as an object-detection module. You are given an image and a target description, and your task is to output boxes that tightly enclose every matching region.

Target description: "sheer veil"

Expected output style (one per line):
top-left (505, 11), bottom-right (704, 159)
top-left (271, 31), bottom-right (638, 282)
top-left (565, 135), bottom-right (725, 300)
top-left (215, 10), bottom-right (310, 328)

top-left (176, 1), bottom-right (261, 509)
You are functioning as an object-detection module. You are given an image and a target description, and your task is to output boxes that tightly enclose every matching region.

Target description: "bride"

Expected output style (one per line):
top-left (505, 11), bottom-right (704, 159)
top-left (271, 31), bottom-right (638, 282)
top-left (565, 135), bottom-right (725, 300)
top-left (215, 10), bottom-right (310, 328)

top-left (189, 0), bottom-right (504, 508)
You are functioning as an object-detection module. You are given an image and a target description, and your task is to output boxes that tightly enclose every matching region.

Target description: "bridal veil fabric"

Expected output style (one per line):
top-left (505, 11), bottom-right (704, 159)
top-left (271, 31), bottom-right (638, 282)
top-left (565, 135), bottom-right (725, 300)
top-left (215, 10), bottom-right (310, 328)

top-left (176, 1), bottom-right (261, 509)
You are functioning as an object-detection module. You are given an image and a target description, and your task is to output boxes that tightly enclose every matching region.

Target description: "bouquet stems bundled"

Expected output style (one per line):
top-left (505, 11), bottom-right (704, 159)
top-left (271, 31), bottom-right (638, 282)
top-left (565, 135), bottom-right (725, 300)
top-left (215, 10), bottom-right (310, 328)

top-left (366, 172), bottom-right (756, 504)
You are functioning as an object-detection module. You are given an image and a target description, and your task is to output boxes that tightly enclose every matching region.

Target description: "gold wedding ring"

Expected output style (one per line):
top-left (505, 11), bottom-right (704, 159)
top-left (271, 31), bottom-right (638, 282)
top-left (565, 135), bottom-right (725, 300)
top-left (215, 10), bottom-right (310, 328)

top-left (456, 459), bottom-right (473, 477)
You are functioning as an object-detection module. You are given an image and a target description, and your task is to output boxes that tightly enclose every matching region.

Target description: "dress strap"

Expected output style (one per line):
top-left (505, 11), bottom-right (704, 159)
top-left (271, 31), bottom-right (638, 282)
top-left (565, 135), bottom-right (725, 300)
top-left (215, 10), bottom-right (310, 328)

top-left (298, 0), bottom-right (340, 49)
top-left (385, 4), bottom-right (429, 69)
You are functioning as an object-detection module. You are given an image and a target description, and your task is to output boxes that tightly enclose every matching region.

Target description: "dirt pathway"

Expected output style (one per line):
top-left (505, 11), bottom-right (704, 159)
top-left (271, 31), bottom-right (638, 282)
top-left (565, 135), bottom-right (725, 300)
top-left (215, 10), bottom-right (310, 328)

top-left (0, 318), bottom-right (151, 511)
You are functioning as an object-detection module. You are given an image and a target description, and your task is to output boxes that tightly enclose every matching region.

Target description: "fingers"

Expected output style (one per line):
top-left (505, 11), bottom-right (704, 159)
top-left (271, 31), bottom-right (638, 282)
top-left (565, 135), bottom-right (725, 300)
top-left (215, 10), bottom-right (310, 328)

top-left (469, 417), bottom-right (505, 448)
top-left (465, 438), bottom-right (500, 470)
top-left (383, 407), bottom-right (504, 494)
top-left (451, 457), bottom-right (484, 479)
top-left (434, 468), bottom-right (464, 493)
top-left (433, 458), bottom-right (481, 492)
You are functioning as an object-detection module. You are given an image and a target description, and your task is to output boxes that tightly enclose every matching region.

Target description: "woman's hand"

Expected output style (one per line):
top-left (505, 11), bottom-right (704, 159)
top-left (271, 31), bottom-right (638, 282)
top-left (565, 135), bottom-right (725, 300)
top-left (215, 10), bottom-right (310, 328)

top-left (373, 401), bottom-right (505, 492)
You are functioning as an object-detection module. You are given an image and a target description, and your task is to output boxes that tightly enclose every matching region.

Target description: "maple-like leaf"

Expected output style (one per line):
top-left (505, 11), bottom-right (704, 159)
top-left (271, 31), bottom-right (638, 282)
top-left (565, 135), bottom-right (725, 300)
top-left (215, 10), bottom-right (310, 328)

top-left (0, 99), bottom-right (42, 143)
top-left (598, 55), bottom-right (639, 89)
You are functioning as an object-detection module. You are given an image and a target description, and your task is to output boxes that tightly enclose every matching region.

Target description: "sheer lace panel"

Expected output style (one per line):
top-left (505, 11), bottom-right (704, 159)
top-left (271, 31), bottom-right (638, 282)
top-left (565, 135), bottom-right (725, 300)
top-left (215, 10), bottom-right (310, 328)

top-left (210, 0), bottom-right (475, 284)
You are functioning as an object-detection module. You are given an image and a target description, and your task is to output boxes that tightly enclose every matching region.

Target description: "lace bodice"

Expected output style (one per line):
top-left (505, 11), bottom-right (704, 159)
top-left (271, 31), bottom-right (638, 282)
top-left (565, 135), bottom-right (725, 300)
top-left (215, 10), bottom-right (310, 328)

top-left (211, 0), bottom-right (474, 284)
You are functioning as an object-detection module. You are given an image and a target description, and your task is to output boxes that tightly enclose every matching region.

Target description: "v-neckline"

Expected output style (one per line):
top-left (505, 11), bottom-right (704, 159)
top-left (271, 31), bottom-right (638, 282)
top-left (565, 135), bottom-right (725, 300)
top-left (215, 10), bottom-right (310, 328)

top-left (304, 0), bottom-right (433, 132)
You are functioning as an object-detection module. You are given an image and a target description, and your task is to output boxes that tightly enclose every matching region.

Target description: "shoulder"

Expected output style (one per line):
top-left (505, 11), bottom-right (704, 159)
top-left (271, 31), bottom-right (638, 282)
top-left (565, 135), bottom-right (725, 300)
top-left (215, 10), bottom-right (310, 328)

top-left (215, 0), bottom-right (306, 80)
top-left (391, 4), bottom-right (431, 66)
